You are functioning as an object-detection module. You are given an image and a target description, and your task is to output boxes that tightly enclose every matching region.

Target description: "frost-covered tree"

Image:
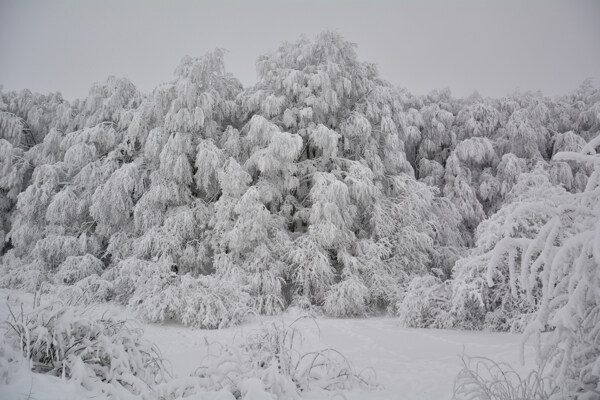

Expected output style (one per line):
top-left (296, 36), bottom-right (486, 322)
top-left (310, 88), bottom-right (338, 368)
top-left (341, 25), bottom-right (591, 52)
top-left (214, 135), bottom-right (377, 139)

top-left (1, 88), bottom-right (71, 145)
top-left (134, 132), bottom-right (194, 232)
top-left (455, 102), bottom-right (500, 140)
top-left (499, 140), bottom-right (598, 396)
top-left (446, 136), bottom-right (600, 396)
top-left (237, 31), bottom-right (449, 313)
top-left (449, 166), bottom-right (565, 331)
top-left (77, 76), bottom-right (141, 129)
top-left (90, 162), bottom-right (143, 237)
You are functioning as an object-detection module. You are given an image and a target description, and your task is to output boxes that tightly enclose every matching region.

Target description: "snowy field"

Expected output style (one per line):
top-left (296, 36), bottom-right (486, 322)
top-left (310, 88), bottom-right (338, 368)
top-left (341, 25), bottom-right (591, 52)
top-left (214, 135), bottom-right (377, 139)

top-left (0, 289), bottom-right (537, 400)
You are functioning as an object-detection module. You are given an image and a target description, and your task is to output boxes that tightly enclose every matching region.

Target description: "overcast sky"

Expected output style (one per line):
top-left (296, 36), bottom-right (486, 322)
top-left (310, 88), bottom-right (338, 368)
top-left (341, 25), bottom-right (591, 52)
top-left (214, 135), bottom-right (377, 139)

top-left (1, 0), bottom-right (599, 101)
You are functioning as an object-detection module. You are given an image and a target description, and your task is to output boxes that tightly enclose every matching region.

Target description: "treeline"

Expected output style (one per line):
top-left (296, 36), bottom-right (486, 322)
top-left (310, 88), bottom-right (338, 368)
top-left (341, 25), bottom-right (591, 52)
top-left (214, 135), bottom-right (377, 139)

top-left (1, 31), bottom-right (598, 397)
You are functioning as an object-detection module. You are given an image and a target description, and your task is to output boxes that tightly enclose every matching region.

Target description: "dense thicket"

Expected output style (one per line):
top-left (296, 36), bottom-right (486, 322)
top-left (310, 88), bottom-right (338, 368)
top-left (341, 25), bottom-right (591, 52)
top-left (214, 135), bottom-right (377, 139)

top-left (1, 32), bottom-right (598, 397)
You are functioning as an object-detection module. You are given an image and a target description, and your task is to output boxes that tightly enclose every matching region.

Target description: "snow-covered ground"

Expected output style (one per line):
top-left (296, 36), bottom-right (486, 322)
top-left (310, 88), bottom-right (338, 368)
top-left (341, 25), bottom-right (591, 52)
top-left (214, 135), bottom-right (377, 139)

top-left (0, 289), bottom-right (536, 400)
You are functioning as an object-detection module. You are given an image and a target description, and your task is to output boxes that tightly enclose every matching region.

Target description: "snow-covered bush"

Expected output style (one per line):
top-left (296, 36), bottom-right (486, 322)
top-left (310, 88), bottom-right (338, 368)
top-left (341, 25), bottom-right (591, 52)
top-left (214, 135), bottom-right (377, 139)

top-left (0, 254), bottom-right (45, 292)
top-left (287, 234), bottom-right (334, 305)
top-left (105, 258), bottom-right (251, 328)
top-left (55, 254), bottom-right (104, 285)
top-left (55, 274), bottom-right (114, 306)
top-left (102, 257), bottom-right (154, 305)
top-left (126, 265), bottom-right (183, 325)
top-left (396, 275), bottom-right (452, 328)
top-left (324, 274), bottom-right (369, 317)
top-left (177, 274), bottom-right (251, 329)
top-left (34, 234), bottom-right (83, 269)
top-left (1, 301), bottom-right (169, 397)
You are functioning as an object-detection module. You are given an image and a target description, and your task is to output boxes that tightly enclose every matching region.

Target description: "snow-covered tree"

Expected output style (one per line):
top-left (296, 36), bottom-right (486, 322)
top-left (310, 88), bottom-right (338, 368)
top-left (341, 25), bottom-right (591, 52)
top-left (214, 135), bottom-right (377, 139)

top-left (449, 136), bottom-right (600, 396)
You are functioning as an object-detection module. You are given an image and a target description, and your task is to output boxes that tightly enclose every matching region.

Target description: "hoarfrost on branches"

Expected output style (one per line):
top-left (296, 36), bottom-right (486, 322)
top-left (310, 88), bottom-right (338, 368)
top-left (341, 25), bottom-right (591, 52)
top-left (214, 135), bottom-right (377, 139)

top-left (1, 30), bottom-right (599, 398)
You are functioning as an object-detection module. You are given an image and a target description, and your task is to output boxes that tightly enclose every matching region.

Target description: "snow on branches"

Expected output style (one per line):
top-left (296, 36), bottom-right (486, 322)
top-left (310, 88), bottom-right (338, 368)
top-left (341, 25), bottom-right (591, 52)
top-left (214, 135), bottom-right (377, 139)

top-left (0, 34), bottom-right (599, 398)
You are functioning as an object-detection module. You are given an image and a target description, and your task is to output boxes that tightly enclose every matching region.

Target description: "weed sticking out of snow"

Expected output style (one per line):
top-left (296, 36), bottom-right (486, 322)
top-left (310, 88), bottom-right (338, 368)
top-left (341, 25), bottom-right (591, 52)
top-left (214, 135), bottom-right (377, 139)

top-left (0, 297), bottom-right (170, 398)
top-left (452, 355), bottom-right (558, 400)
top-left (185, 317), bottom-right (380, 399)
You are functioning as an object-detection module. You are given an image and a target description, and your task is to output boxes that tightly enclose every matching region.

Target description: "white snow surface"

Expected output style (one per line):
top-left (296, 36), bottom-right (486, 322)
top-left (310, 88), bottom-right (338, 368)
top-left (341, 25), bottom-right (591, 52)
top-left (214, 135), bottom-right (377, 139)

top-left (0, 289), bottom-right (536, 400)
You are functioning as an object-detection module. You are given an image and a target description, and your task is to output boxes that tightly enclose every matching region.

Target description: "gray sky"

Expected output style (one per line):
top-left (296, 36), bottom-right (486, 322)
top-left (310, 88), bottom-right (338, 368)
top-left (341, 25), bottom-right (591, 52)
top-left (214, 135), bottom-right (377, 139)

top-left (1, 0), bottom-right (599, 101)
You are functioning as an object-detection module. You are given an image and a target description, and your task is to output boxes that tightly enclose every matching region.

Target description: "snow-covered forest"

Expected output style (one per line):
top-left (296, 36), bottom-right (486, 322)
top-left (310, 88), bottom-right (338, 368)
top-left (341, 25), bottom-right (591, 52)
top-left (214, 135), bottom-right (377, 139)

top-left (0, 31), bottom-right (599, 399)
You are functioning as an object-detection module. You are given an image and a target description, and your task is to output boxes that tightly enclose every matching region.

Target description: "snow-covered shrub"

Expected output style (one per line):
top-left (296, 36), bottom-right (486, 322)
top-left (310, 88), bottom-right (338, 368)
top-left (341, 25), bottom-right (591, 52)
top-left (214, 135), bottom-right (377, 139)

top-left (453, 356), bottom-right (557, 400)
top-left (63, 142), bottom-right (96, 175)
top-left (45, 186), bottom-right (81, 226)
top-left (34, 234), bottom-right (83, 269)
top-left (56, 274), bottom-right (114, 306)
top-left (177, 274), bottom-right (251, 329)
top-left (396, 275), bottom-right (452, 328)
top-left (55, 254), bottom-right (104, 285)
top-left (446, 259), bottom-right (488, 330)
top-left (120, 260), bottom-right (182, 323)
top-left (90, 162), bottom-right (143, 237)
top-left (454, 137), bottom-right (497, 166)
top-left (210, 185), bottom-right (290, 316)
top-left (324, 275), bottom-right (369, 317)
top-left (501, 109), bottom-right (549, 159)
top-left (1, 301), bottom-right (169, 397)
top-left (0, 253), bottom-right (45, 292)
top-left (449, 252), bottom-right (538, 332)
top-left (548, 161), bottom-right (573, 191)
top-left (193, 319), bottom-right (378, 398)
top-left (287, 234), bottom-right (334, 304)
top-left (102, 257), bottom-right (153, 305)
top-left (195, 138), bottom-right (224, 198)
top-left (107, 259), bottom-right (251, 328)
top-left (443, 153), bottom-right (486, 231)
top-left (552, 130), bottom-right (586, 156)
top-left (418, 158), bottom-right (445, 186)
